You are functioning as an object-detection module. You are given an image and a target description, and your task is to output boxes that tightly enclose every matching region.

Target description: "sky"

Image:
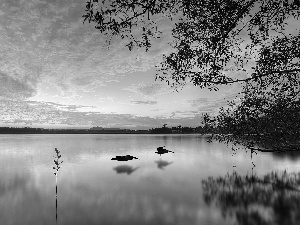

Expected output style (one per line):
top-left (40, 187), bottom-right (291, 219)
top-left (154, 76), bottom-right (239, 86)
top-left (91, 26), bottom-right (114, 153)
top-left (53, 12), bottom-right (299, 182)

top-left (0, 0), bottom-right (274, 129)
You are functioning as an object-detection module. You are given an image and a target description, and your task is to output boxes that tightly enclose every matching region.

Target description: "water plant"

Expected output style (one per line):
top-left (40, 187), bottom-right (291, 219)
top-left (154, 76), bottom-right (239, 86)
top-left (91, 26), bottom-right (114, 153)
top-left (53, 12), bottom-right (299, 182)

top-left (53, 148), bottom-right (63, 224)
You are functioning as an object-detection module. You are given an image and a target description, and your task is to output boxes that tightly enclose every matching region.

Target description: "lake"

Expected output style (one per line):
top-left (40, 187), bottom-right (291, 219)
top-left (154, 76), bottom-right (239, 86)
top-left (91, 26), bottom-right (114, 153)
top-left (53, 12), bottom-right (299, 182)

top-left (1, 134), bottom-right (300, 225)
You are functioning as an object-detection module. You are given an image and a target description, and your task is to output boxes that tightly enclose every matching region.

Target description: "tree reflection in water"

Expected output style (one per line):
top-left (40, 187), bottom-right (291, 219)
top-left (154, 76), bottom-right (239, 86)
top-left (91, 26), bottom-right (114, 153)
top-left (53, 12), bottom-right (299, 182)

top-left (202, 171), bottom-right (300, 225)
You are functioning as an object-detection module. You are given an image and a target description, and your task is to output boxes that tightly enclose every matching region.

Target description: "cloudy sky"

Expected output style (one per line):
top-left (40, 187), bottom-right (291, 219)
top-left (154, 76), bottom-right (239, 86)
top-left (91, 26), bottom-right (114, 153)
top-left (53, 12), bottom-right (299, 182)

top-left (0, 0), bottom-right (247, 129)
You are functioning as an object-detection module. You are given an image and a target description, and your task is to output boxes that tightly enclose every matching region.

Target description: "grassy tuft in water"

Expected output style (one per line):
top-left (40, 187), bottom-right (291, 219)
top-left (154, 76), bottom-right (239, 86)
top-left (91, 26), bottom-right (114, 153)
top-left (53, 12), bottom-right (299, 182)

top-left (53, 148), bottom-right (63, 224)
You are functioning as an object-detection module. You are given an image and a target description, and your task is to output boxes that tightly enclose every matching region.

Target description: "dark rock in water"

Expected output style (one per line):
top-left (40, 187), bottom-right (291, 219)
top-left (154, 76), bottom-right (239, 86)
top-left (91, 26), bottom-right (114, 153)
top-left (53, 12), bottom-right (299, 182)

top-left (111, 155), bottom-right (138, 161)
top-left (155, 146), bottom-right (174, 155)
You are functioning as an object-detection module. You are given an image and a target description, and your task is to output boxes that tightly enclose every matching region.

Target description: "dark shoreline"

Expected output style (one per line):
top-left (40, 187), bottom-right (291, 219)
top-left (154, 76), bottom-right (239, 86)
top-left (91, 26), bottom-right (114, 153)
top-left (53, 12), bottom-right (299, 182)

top-left (0, 127), bottom-right (205, 135)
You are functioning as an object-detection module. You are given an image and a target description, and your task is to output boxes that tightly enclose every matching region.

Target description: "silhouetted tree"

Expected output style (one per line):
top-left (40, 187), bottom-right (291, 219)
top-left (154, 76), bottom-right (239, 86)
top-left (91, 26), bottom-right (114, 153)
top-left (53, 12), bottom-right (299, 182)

top-left (177, 125), bottom-right (182, 133)
top-left (83, 0), bottom-right (300, 89)
top-left (213, 81), bottom-right (300, 151)
top-left (83, 0), bottom-right (300, 151)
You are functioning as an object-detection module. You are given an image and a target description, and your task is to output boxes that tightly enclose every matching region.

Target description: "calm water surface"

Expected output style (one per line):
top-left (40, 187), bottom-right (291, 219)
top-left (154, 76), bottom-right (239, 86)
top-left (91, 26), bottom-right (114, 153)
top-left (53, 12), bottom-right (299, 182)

top-left (1, 134), bottom-right (300, 225)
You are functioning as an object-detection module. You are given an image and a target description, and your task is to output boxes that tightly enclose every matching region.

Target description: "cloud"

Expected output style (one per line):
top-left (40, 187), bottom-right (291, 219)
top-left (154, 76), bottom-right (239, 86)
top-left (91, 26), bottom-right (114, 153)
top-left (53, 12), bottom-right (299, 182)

top-left (187, 92), bottom-right (240, 115)
top-left (0, 72), bottom-right (36, 99)
top-left (125, 82), bottom-right (173, 97)
top-left (131, 100), bottom-right (158, 105)
top-left (0, 100), bottom-right (204, 128)
top-left (188, 98), bottom-right (209, 107)
top-left (40, 101), bottom-right (97, 111)
top-left (0, 0), bottom-right (174, 99)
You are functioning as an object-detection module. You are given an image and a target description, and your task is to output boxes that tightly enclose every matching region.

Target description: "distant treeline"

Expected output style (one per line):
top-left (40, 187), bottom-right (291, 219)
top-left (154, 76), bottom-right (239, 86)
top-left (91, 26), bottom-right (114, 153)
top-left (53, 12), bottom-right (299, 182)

top-left (0, 126), bottom-right (212, 134)
top-left (0, 127), bottom-right (147, 134)
top-left (149, 126), bottom-right (215, 134)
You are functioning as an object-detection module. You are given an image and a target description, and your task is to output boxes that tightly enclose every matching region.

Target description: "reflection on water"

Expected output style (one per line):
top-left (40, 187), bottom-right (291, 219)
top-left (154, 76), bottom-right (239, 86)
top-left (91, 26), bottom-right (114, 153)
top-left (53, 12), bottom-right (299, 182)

top-left (0, 171), bottom-right (54, 225)
top-left (202, 171), bottom-right (300, 225)
top-left (155, 159), bottom-right (173, 170)
top-left (113, 165), bottom-right (139, 175)
top-left (0, 134), bottom-right (300, 224)
top-left (272, 150), bottom-right (300, 161)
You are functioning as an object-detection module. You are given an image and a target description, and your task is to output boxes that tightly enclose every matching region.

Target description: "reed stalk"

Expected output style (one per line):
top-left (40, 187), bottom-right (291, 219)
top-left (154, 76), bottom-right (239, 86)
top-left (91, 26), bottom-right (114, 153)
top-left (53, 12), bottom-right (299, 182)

top-left (53, 148), bottom-right (63, 224)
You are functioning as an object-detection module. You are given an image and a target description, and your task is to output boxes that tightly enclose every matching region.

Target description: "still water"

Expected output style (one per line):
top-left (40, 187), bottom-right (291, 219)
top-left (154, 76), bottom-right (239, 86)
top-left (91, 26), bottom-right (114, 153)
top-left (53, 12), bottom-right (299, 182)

top-left (0, 134), bottom-right (300, 225)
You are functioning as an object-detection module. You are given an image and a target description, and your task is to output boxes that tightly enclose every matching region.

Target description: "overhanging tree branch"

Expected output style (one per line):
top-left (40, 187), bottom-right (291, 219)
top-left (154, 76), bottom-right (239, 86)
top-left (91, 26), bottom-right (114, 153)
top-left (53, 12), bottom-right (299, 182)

top-left (180, 68), bottom-right (300, 85)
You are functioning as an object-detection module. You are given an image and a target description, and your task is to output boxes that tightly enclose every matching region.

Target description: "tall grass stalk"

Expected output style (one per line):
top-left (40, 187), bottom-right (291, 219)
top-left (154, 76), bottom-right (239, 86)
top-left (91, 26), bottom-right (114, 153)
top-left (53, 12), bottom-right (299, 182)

top-left (53, 148), bottom-right (63, 224)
